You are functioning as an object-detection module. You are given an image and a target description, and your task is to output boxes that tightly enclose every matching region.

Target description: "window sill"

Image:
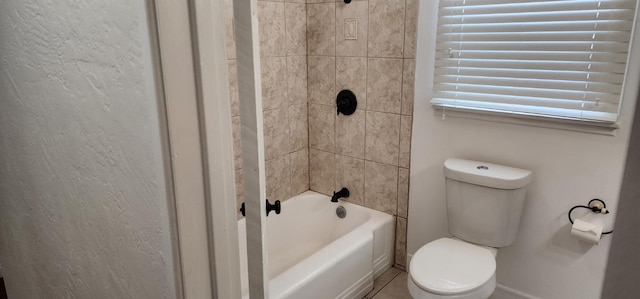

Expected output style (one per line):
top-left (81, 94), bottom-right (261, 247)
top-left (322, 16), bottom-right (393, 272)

top-left (432, 106), bottom-right (619, 136)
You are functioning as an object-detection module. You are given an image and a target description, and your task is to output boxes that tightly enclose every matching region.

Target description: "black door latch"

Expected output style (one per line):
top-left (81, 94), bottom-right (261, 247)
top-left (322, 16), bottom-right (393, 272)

top-left (240, 199), bottom-right (281, 217)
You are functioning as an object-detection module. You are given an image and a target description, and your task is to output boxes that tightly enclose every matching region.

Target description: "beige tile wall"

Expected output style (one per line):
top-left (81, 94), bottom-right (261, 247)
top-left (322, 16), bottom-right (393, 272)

top-left (225, 0), bottom-right (310, 218)
top-left (223, 0), bottom-right (419, 269)
top-left (307, 0), bottom-right (419, 269)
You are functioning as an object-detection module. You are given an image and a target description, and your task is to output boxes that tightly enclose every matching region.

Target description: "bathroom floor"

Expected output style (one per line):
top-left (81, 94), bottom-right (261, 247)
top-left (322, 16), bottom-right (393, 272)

top-left (0, 278), bottom-right (7, 299)
top-left (364, 267), bottom-right (411, 298)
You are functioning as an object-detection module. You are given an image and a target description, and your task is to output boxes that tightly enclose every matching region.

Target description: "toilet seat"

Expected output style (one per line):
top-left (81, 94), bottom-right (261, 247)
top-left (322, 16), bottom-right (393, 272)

top-left (409, 238), bottom-right (496, 296)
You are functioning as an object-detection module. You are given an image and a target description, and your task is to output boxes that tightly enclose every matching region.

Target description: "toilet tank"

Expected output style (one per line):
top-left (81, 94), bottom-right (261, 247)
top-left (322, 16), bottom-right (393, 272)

top-left (444, 159), bottom-right (533, 248)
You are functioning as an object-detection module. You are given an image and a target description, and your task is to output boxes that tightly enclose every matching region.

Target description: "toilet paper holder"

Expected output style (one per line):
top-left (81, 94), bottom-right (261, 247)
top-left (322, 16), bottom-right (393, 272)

top-left (568, 199), bottom-right (613, 235)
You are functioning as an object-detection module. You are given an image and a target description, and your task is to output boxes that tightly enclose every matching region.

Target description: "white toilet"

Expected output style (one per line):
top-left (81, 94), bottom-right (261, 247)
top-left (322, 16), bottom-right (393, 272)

top-left (408, 158), bottom-right (532, 299)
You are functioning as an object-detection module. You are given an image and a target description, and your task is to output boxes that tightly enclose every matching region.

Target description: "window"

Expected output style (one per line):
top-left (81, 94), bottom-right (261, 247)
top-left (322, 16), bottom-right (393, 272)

top-left (431, 0), bottom-right (638, 127)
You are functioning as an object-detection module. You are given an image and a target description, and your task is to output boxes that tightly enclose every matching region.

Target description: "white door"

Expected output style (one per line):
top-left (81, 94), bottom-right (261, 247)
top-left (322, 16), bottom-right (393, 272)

top-left (154, 0), bottom-right (272, 298)
top-left (233, 0), bottom-right (271, 297)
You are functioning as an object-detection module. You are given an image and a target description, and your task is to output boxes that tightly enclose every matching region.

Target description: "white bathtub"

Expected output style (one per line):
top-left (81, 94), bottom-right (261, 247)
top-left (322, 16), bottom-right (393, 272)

top-left (238, 191), bottom-right (395, 299)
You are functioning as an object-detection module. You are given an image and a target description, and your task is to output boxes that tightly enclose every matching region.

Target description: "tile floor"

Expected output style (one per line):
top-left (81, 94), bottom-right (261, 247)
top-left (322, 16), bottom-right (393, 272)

top-left (364, 267), bottom-right (412, 299)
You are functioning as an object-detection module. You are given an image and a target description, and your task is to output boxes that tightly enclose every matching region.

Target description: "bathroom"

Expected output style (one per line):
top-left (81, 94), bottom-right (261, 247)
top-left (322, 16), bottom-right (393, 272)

top-left (1, 0), bottom-right (640, 298)
top-left (225, 0), bottom-right (640, 297)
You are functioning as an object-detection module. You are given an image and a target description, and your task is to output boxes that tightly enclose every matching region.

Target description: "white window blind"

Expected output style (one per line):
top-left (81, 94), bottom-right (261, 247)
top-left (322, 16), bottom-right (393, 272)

top-left (432, 0), bottom-right (638, 125)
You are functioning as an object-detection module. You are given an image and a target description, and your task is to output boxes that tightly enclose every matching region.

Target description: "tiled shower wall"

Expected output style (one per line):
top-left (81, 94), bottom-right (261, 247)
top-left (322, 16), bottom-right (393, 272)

top-left (224, 0), bottom-right (310, 216)
top-left (306, 0), bottom-right (418, 269)
top-left (224, 0), bottom-right (418, 269)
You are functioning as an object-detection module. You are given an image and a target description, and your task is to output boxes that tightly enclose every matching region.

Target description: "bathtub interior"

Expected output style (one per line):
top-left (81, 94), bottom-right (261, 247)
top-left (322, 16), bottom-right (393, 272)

top-left (238, 191), bottom-right (395, 298)
top-left (266, 192), bottom-right (371, 277)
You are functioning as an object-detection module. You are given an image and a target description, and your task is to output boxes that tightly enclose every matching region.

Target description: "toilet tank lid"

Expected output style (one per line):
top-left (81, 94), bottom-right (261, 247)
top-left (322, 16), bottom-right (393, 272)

top-left (444, 159), bottom-right (532, 189)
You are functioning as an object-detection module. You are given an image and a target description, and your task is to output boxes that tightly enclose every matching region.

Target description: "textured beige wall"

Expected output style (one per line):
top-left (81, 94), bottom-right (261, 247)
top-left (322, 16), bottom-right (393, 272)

top-left (306, 0), bottom-right (419, 269)
top-left (0, 0), bottom-right (177, 298)
top-left (225, 0), bottom-right (310, 219)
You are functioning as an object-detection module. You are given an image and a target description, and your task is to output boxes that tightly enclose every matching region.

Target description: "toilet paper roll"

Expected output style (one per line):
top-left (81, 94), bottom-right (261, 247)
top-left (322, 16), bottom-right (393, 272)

top-left (571, 219), bottom-right (603, 245)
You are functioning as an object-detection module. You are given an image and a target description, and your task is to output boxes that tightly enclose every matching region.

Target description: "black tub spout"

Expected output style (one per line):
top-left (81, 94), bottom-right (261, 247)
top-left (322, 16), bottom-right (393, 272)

top-left (331, 188), bottom-right (350, 202)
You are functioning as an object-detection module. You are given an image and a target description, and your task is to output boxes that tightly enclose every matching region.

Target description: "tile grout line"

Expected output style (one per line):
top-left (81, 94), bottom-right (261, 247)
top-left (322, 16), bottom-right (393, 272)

top-left (310, 146), bottom-right (407, 170)
top-left (363, 0), bottom-right (370, 209)
top-left (366, 269), bottom-right (403, 299)
top-left (397, 0), bottom-right (409, 269)
top-left (284, 1), bottom-right (293, 199)
top-left (309, 102), bottom-right (410, 116)
top-left (397, 0), bottom-right (408, 169)
top-left (333, 0), bottom-right (338, 193)
top-left (305, 1), bottom-right (312, 192)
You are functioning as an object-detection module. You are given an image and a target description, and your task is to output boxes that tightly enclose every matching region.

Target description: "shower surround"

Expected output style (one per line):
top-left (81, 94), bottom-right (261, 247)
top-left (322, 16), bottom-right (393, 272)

top-left (224, 0), bottom-right (419, 269)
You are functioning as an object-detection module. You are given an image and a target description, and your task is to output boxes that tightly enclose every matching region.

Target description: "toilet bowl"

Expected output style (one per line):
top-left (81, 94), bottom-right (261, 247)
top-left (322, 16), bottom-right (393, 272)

top-left (408, 238), bottom-right (497, 299)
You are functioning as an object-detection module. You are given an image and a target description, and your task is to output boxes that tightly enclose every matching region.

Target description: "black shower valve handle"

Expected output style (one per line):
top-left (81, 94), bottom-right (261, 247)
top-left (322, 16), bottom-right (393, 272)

top-left (337, 97), bottom-right (348, 115)
top-left (336, 89), bottom-right (357, 116)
